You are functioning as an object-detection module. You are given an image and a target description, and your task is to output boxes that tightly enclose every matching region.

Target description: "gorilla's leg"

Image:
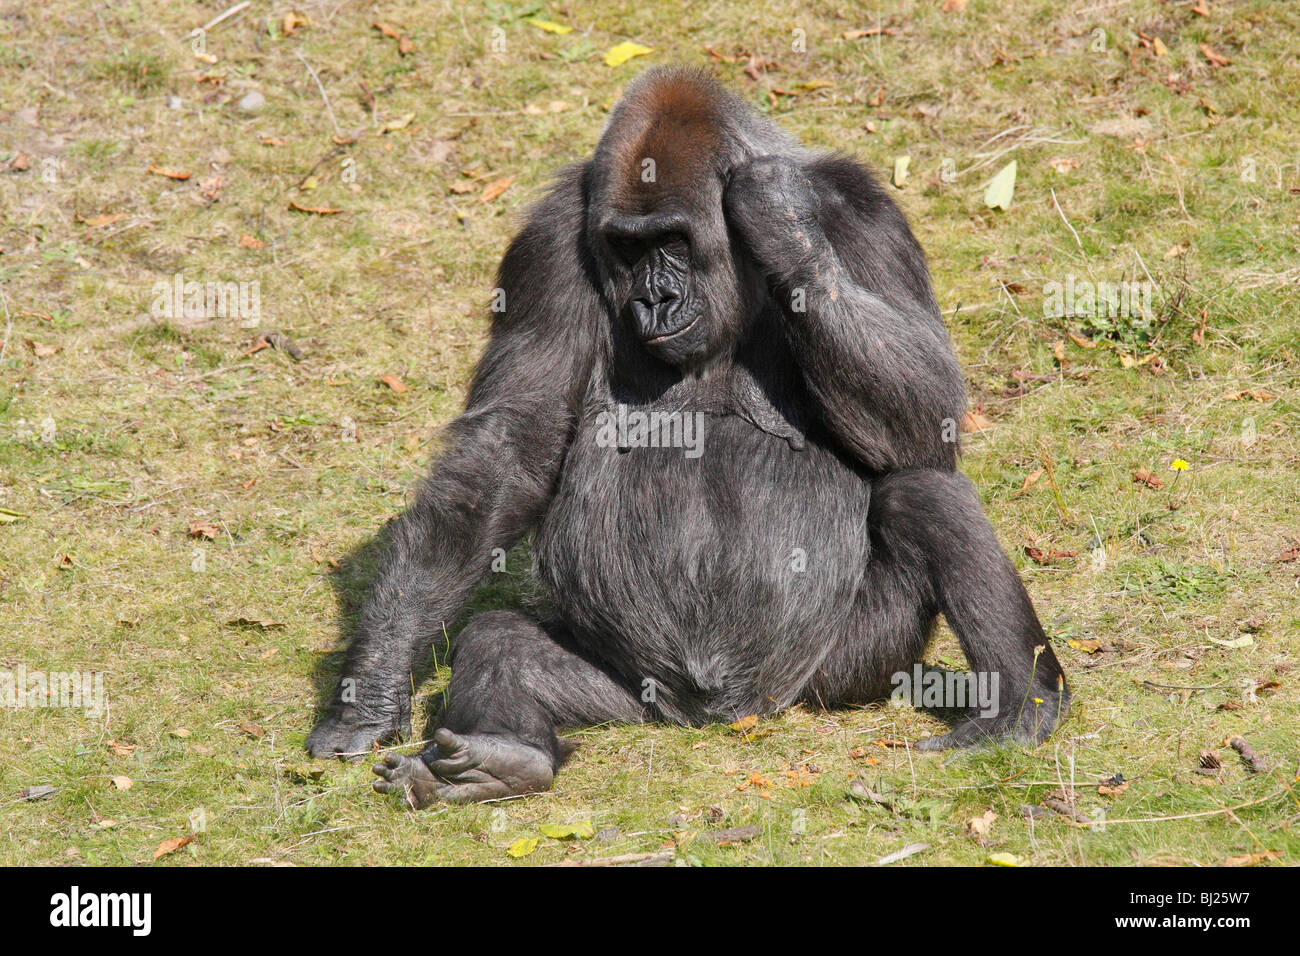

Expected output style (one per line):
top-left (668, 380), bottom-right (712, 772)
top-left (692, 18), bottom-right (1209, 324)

top-left (869, 470), bottom-right (1070, 749)
top-left (373, 610), bottom-right (644, 807)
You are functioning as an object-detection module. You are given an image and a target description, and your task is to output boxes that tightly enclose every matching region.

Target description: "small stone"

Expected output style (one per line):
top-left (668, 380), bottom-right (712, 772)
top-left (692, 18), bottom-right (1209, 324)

top-left (238, 91), bottom-right (266, 113)
top-left (166, 94), bottom-right (183, 110)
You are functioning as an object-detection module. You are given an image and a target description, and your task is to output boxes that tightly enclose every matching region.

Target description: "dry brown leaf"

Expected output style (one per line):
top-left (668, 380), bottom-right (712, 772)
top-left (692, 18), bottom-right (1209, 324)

top-left (1098, 779), bottom-right (1130, 797)
top-left (728, 715), bottom-right (759, 733)
top-left (1048, 156), bottom-right (1079, 173)
top-left (289, 201), bottom-right (342, 215)
top-left (1191, 0), bottom-right (1210, 15)
top-left (1024, 546), bottom-right (1078, 566)
top-left (25, 338), bottom-right (60, 358)
top-left (111, 775), bottom-right (133, 791)
top-left (7, 153), bottom-right (30, 171)
top-left (967, 809), bottom-right (996, 839)
top-left (188, 520), bottom-right (220, 540)
top-left (238, 234), bottom-right (268, 249)
top-left (261, 136), bottom-right (287, 147)
top-left (1068, 332), bottom-right (1097, 349)
top-left (107, 740), bottom-right (137, 757)
top-left (480, 176), bottom-right (515, 203)
top-left (960, 410), bottom-right (992, 433)
top-left (379, 374), bottom-right (408, 393)
top-left (198, 175), bottom-right (226, 202)
top-left (82, 213), bottom-right (127, 229)
top-left (1271, 543), bottom-right (1300, 564)
top-left (1016, 469), bottom-right (1043, 496)
top-left (238, 720), bottom-right (265, 739)
top-left (1200, 43), bottom-right (1230, 67)
top-left (282, 11), bottom-right (307, 36)
top-left (148, 164), bottom-right (192, 181)
top-left (1224, 849), bottom-right (1280, 867)
top-left (1221, 389), bottom-right (1276, 402)
top-left (372, 22), bottom-right (401, 39)
top-left (1163, 242), bottom-right (1190, 260)
top-left (843, 27), bottom-right (896, 39)
top-left (153, 836), bottom-right (193, 860)
top-left (1132, 467), bottom-right (1165, 490)
top-left (941, 0), bottom-right (968, 11)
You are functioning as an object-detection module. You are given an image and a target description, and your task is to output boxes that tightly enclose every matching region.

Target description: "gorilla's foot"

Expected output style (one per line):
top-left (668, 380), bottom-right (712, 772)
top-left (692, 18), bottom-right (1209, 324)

top-left (915, 692), bottom-right (1069, 751)
top-left (372, 728), bottom-right (554, 807)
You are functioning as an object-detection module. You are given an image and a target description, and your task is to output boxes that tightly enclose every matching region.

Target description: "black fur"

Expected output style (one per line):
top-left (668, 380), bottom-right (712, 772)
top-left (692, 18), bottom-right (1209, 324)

top-left (309, 68), bottom-right (1069, 803)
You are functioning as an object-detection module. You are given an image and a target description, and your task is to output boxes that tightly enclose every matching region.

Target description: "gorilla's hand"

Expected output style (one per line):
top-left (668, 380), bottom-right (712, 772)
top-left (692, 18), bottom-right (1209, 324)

top-left (306, 688), bottom-right (410, 761)
top-left (724, 155), bottom-right (829, 281)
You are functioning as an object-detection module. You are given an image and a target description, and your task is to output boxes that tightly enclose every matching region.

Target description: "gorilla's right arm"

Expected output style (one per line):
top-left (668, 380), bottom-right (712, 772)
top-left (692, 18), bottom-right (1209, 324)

top-left (307, 166), bottom-right (599, 758)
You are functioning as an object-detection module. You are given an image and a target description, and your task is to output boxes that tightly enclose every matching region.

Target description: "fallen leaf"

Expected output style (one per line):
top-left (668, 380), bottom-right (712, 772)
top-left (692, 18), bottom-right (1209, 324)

top-left (379, 374), bottom-right (407, 393)
top-left (188, 520), bottom-right (220, 540)
top-left (1163, 241), bottom-right (1190, 260)
top-left (1132, 467), bottom-right (1165, 490)
top-left (238, 234), bottom-right (268, 249)
top-left (1191, 0), bottom-right (1210, 15)
top-left (507, 837), bottom-right (539, 858)
top-left (238, 720), bottom-right (265, 739)
top-left (604, 41), bottom-right (653, 67)
top-left (728, 715), bottom-right (759, 733)
top-left (21, 785), bottom-right (56, 801)
top-left (480, 176), bottom-right (515, 203)
top-left (843, 27), bottom-right (897, 39)
top-left (1224, 849), bottom-right (1281, 867)
top-left (282, 11), bottom-right (307, 36)
top-left (147, 164), bottom-right (192, 181)
top-left (961, 410), bottom-right (993, 433)
top-left (986, 852), bottom-right (1024, 867)
top-left (111, 775), bottom-right (133, 791)
top-left (227, 615), bottom-right (286, 631)
top-left (891, 155), bottom-right (910, 188)
top-left (170, 728), bottom-right (192, 738)
top-left (1221, 389), bottom-right (1276, 402)
top-left (381, 112), bottom-right (416, 134)
top-left (1015, 469), bottom-right (1043, 495)
top-left (524, 17), bottom-right (573, 34)
top-left (1098, 779), bottom-right (1130, 797)
top-left (941, 0), bottom-right (968, 10)
top-left (289, 201), bottom-right (342, 215)
top-left (967, 810), bottom-right (997, 839)
top-left (153, 836), bottom-right (193, 860)
top-left (983, 160), bottom-right (1017, 210)
top-left (538, 820), bottom-right (595, 839)
top-left (1153, 37), bottom-right (1168, 57)
top-left (1199, 43), bottom-right (1230, 67)
top-left (1049, 156), bottom-right (1079, 173)
top-left (878, 842), bottom-right (929, 865)
top-left (1271, 544), bottom-right (1300, 564)
top-left (82, 212), bottom-right (127, 228)
top-left (107, 740), bottom-right (137, 757)
top-left (1208, 635), bottom-right (1253, 649)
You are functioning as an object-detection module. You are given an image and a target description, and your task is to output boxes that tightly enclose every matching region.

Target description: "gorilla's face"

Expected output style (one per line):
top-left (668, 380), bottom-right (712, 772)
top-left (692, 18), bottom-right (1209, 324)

top-left (598, 202), bottom-right (753, 370)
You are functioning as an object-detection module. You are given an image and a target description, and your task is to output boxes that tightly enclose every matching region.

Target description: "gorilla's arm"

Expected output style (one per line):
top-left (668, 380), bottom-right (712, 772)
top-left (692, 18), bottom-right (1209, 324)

top-left (725, 155), bottom-right (965, 472)
top-left (307, 166), bottom-right (601, 758)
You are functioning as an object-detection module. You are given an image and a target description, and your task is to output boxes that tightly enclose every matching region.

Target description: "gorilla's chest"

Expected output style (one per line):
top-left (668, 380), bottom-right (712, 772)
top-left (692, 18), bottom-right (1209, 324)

top-left (533, 367), bottom-right (871, 707)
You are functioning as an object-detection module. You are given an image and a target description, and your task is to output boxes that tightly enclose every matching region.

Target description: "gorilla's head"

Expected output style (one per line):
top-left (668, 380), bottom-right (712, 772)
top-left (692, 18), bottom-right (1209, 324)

top-left (586, 68), bottom-right (795, 370)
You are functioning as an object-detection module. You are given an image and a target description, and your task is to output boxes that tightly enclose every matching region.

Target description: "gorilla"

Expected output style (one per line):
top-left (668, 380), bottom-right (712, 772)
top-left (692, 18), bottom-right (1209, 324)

top-left (306, 67), bottom-right (1069, 807)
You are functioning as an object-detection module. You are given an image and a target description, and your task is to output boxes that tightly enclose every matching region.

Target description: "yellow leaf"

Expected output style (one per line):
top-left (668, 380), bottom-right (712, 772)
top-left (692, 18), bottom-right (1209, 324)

top-left (604, 41), bottom-right (653, 67)
top-left (728, 715), bottom-right (759, 733)
top-left (524, 17), bottom-right (573, 35)
top-left (986, 852), bottom-right (1023, 867)
top-left (983, 160), bottom-right (1017, 210)
top-left (538, 820), bottom-right (595, 839)
top-left (382, 112), bottom-right (416, 134)
top-left (507, 837), bottom-right (538, 858)
top-left (891, 155), bottom-right (910, 188)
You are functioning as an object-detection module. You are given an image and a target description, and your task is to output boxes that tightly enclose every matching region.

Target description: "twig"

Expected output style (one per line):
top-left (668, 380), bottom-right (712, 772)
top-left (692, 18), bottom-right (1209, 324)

top-left (294, 51), bottom-right (343, 138)
top-left (549, 851), bottom-right (674, 867)
top-left (1051, 187), bottom-right (1087, 261)
top-left (185, 1), bottom-right (250, 39)
top-left (1077, 788), bottom-right (1285, 826)
top-left (0, 287), bottom-right (11, 364)
top-left (1227, 735), bottom-right (1270, 774)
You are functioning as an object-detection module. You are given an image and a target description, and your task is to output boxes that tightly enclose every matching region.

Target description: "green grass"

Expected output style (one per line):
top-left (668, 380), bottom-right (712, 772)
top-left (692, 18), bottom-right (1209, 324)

top-left (0, 0), bottom-right (1297, 866)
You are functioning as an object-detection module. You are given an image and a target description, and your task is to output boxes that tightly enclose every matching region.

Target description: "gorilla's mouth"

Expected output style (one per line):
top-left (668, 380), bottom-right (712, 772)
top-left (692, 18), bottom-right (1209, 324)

top-left (644, 312), bottom-right (701, 345)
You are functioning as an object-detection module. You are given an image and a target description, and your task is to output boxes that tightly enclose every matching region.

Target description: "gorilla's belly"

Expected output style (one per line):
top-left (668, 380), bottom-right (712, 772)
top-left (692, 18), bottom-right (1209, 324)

top-left (534, 411), bottom-right (871, 721)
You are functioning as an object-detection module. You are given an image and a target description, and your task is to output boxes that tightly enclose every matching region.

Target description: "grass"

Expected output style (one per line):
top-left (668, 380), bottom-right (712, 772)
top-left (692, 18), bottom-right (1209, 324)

top-left (0, 0), bottom-right (1297, 866)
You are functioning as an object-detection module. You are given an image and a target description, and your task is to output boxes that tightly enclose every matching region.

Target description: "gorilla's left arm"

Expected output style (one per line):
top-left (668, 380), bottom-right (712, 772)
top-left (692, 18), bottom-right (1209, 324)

top-left (725, 155), bottom-right (965, 473)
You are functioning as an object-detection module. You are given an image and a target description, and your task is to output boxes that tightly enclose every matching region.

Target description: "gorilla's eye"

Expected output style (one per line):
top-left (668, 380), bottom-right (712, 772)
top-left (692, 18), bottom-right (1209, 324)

top-left (608, 235), bottom-right (644, 265)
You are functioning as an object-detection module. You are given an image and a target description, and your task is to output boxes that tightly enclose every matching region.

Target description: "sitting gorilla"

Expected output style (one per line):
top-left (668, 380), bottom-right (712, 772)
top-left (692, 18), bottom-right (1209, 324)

top-left (306, 67), bottom-right (1069, 807)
